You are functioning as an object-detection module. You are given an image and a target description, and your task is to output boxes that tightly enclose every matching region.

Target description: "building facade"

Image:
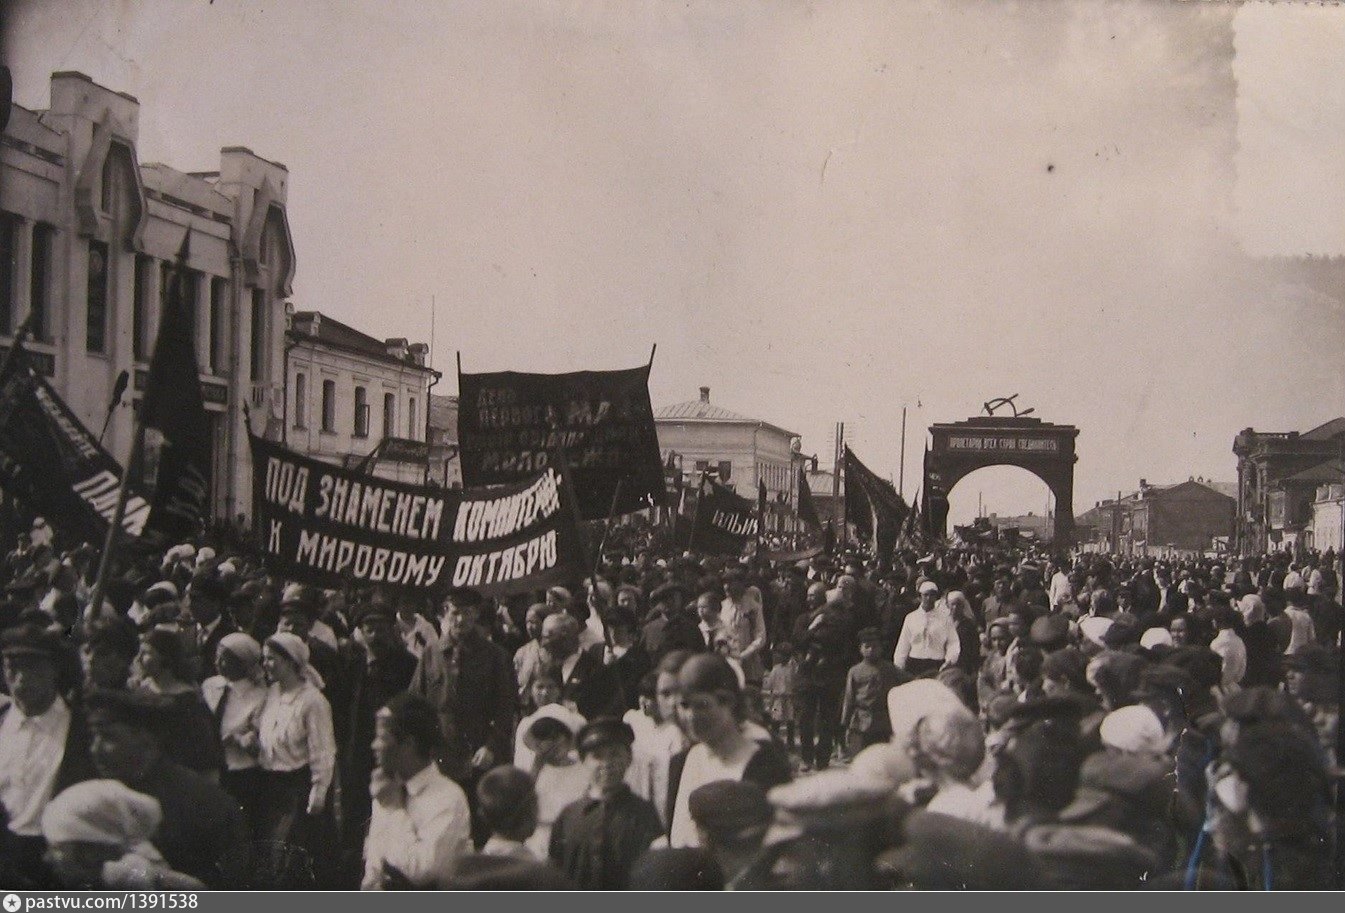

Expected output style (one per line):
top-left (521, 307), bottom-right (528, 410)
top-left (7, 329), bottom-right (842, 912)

top-left (1, 72), bottom-right (294, 527)
top-left (427, 393), bottom-right (462, 489)
top-left (1077, 478), bottom-right (1236, 557)
top-left (1234, 418), bottom-right (1345, 555)
top-left (654, 387), bottom-right (804, 530)
top-left (1312, 483), bottom-right (1345, 555)
top-left (285, 311), bottom-right (438, 485)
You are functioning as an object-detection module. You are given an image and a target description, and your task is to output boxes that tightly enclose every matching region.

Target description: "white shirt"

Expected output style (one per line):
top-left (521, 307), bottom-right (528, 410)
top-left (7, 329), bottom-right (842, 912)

top-left (481, 836), bottom-right (538, 862)
top-left (1210, 629), bottom-right (1247, 690)
top-left (669, 741), bottom-right (755, 849)
top-left (630, 721), bottom-right (688, 825)
top-left (526, 759), bottom-right (590, 859)
top-left (0, 696), bottom-right (71, 836)
top-left (361, 763), bottom-right (472, 890)
top-left (202, 675), bottom-right (267, 771)
top-left (257, 682), bottom-right (337, 801)
top-left (926, 781), bottom-right (1005, 831)
top-left (893, 605), bottom-right (960, 668)
top-left (1049, 571), bottom-right (1073, 609)
top-left (1283, 606), bottom-right (1316, 655)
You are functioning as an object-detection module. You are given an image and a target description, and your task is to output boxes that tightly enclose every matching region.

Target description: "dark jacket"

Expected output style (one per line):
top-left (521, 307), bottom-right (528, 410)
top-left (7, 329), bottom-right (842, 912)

top-left (409, 632), bottom-right (517, 779)
top-left (133, 756), bottom-right (251, 888)
top-left (337, 642), bottom-right (418, 830)
top-left (196, 616), bottom-right (238, 681)
top-left (549, 785), bottom-right (664, 889)
top-left (563, 645), bottom-right (618, 720)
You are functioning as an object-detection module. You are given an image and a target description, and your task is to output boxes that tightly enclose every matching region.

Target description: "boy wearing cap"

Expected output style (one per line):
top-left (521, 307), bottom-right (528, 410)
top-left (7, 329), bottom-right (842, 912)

top-left (841, 628), bottom-right (909, 754)
top-left (548, 718), bottom-right (663, 890)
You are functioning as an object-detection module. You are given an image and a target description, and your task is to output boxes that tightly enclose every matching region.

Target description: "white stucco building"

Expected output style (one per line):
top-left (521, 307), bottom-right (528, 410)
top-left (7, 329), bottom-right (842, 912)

top-left (1, 71), bottom-right (294, 525)
top-left (285, 311), bottom-right (439, 485)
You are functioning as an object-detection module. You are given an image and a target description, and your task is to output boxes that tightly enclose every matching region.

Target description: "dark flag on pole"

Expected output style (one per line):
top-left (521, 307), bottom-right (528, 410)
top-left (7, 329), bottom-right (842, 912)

top-left (843, 445), bottom-right (908, 557)
top-left (139, 230), bottom-right (212, 546)
top-left (0, 343), bottom-right (152, 545)
top-left (797, 467), bottom-right (822, 530)
top-left (691, 476), bottom-right (759, 557)
top-left (757, 477), bottom-right (768, 538)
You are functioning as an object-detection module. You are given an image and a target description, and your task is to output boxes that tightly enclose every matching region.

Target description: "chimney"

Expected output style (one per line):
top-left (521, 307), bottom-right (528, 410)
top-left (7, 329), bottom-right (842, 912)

top-left (699, 386), bottom-right (710, 403)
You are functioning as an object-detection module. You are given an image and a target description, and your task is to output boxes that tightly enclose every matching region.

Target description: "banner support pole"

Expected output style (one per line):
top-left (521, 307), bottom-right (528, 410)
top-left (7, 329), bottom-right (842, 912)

top-left (84, 422), bottom-right (144, 635)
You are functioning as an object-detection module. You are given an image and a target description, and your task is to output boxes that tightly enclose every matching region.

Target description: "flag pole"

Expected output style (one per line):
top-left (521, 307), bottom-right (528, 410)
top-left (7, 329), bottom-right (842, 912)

top-left (899, 405), bottom-right (907, 499)
top-left (0, 312), bottom-right (36, 386)
top-left (84, 422), bottom-right (143, 632)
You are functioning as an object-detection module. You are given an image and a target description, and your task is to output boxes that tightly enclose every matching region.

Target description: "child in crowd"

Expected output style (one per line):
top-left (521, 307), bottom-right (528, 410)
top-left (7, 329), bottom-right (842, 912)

top-left (513, 671), bottom-right (586, 772)
top-left (548, 719), bottom-right (664, 890)
top-left (476, 766), bottom-right (542, 861)
top-left (761, 641), bottom-right (798, 750)
top-left (522, 715), bottom-right (589, 859)
top-left (841, 627), bottom-right (907, 755)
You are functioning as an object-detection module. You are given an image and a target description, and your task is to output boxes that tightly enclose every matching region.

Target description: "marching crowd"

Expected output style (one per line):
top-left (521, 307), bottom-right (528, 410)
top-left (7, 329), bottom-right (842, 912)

top-left (1, 512), bottom-right (1342, 890)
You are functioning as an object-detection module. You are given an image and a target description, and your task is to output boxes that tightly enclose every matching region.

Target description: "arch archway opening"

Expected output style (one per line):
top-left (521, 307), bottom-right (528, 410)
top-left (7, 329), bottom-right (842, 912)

top-left (946, 465), bottom-right (1057, 546)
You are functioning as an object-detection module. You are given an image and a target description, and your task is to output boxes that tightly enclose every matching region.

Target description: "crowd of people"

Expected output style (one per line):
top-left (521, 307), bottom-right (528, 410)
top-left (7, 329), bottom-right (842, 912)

top-left (1, 510), bottom-right (1342, 890)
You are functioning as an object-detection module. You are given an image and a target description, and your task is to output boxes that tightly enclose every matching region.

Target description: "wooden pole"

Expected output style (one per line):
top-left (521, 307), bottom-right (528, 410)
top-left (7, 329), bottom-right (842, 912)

top-left (84, 423), bottom-right (144, 631)
top-left (899, 405), bottom-right (907, 499)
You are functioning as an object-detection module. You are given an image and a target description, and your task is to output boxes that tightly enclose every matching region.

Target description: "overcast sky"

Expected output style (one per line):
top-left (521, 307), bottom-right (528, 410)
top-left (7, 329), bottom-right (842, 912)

top-left (6, 0), bottom-right (1343, 524)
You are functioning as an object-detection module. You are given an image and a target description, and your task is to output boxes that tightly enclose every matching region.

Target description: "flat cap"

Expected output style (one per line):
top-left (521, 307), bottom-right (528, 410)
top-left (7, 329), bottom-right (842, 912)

top-left (576, 718), bottom-right (635, 756)
top-left (687, 780), bottom-right (772, 837)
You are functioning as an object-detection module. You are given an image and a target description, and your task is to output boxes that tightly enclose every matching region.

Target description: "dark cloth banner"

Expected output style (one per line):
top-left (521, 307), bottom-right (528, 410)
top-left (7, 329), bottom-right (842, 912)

top-left (457, 362), bottom-right (666, 520)
top-left (0, 351), bottom-right (150, 546)
top-left (140, 232), bottom-right (212, 547)
top-left (844, 446), bottom-right (908, 556)
top-left (250, 435), bottom-right (586, 597)
top-left (690, 478), bottom-right (759, 557)
top-left (797, 468), bottom-right (822, 530)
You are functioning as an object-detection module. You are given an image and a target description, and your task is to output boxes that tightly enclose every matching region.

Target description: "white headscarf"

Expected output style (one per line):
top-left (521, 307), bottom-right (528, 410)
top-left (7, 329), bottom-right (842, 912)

top-left (265, 632), bottom-right (325, 690)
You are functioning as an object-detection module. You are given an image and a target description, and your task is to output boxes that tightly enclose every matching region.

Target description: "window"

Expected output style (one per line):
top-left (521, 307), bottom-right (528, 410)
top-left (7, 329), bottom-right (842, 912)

top-left (695, 460), bottom-right (709, 474)
top-left (408, 397), bottom-right (418, 440)
top-left (133, 255), bottom-right (152, 360)
top-left (321, 379), bottom-right (336, 432)
top-left (383, 393), bottom-right (396, 438)
top-left (29, 224), bottom-right (52, 341)
top-left (209, 278), bottom-right (228, 375)
top-left (719, 461), bottom-right (732, 482)
top-left (86, 241), bottom-right (109, 353)
top-left (293, 373), bottom-right (307, 429)
top-left (353, 386), bottom-right (369, 438)
top-left (250, 289), bottom-right (266, 381)
top-left (0, 215), bottom-right (15, 336)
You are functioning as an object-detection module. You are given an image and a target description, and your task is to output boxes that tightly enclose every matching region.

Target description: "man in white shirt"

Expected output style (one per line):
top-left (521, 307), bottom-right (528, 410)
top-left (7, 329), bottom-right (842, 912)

top-left (0, 624), bottom-right (92, 885)
top-left (363, 693), bottom-right (472, 890)
top-left (893, 580), bottom-right (960, 676)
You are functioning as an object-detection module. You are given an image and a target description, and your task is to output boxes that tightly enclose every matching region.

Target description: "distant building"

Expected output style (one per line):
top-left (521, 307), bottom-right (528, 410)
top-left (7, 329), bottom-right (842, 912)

top-left (985, 511), bottom-right (1054, 545)
top-left (1, 71), bottom-right (295, 526)
top-left (1234, 418), bottom-right (1345, 555)
top-left (285, 311), bottom-right (438, 485)
top-left (427, 393), bottom-right (461, 488)
top-left (1077, 478), bottom-right (1235, 557)
top-left (1312, 481), bottom-right (1345, 555)
top-left (654, 386), bottom-right (804, 530)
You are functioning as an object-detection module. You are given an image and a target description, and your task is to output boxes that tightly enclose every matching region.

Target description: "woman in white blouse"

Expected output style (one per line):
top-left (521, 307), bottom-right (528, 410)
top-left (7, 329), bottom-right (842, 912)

top-left (202, 633), bottom-right (268, 837)
top-left (257, 632), bottom-right (337, 884)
